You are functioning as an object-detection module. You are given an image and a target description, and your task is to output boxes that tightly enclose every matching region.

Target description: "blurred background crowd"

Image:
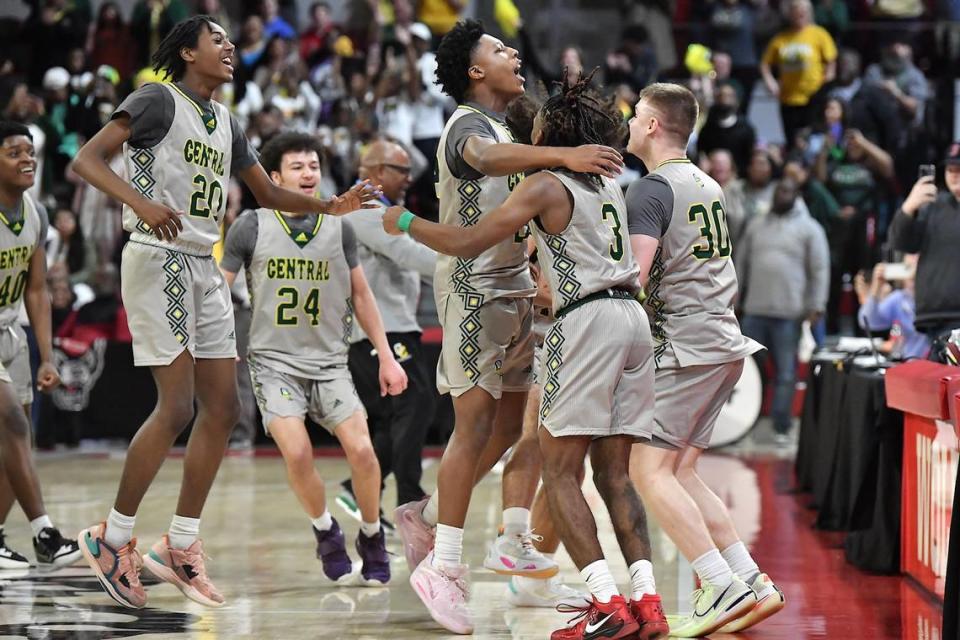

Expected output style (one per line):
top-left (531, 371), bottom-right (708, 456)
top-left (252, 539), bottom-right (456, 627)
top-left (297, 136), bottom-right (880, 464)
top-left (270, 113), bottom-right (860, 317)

top-left (1, 0), bottom-right (958, 447)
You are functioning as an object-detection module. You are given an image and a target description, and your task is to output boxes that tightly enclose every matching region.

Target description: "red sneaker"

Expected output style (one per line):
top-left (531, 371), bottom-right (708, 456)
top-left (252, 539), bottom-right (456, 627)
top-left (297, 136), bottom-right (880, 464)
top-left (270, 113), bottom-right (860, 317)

top-left (551, 595), bottom-right (639, 640)
top-left (629, 594), bottom-right (670, 640)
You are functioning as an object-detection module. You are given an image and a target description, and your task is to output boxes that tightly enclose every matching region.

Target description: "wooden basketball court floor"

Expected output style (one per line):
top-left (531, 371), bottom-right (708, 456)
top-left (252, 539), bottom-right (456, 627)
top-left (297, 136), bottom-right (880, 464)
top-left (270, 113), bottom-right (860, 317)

top-left (0, 443), bottom-right (941, 639)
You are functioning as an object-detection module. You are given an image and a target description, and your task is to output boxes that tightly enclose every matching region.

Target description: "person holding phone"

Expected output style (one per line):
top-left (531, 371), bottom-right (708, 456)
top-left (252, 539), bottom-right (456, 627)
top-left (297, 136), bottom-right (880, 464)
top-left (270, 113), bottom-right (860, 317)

top-left (890, 143), bottom-right (960, 361)
top-left (853, 258), bottom-right (929, 359)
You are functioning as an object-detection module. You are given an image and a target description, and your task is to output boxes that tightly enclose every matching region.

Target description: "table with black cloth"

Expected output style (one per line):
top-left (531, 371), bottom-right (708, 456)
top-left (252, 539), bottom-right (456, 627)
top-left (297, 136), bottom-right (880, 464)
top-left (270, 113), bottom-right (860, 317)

top-left (795, 357), bottom-right (904, 573)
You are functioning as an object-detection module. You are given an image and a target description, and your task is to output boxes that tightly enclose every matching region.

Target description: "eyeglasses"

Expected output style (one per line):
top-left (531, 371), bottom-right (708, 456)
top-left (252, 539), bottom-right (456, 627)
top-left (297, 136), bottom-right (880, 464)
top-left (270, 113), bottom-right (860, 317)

top-left (380, 163), bottom-right (412, 175)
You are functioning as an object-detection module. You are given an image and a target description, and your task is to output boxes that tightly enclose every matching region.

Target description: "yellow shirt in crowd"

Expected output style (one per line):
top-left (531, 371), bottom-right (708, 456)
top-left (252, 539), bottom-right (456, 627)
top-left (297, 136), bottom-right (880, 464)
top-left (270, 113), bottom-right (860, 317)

top-left (762, 25), bottom-right (837, 106)
top-left (419, 0), bottom-right (460, 36)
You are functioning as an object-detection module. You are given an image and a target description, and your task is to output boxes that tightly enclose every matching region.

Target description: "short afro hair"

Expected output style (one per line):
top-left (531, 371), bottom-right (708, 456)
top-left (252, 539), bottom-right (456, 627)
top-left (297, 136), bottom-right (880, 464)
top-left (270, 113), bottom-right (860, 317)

top-left (435, 19), bottom-right (485, 104)
top-left (259, 131), bottom-right (324, 175)
top-left (0, 121), bottom-right (32, 145)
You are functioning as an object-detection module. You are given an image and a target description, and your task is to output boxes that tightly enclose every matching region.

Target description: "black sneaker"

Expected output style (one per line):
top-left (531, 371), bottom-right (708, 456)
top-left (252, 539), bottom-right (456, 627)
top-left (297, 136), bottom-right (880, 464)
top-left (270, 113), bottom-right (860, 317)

top-left (33, 527), bottom-right (82, 569)
top-left (0, 531), bottom-right (30, 569)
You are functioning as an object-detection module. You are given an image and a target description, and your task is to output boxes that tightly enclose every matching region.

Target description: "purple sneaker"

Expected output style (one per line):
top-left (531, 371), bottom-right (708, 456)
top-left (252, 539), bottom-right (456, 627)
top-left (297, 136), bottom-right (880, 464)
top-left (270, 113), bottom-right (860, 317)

top-left (356, 528), bottom-right (390, 586)
top-left (314, 519), bottom-right (353, 583)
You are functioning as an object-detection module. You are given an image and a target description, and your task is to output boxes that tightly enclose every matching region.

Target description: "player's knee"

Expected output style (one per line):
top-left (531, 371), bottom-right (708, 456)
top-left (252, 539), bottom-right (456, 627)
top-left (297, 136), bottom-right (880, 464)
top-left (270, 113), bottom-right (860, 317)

top-left (592, 465), bottom-right (628, 498)
top-left (346, 441), bottom-right (379, 475)
top-left (0, 402), bottom-right (29, 439)
top-left (284, 444), bottom-right (315, 476)
top-left (161, 398), bottom-right (196, 433)
top-left (675, 465), bottom-right (699, 490)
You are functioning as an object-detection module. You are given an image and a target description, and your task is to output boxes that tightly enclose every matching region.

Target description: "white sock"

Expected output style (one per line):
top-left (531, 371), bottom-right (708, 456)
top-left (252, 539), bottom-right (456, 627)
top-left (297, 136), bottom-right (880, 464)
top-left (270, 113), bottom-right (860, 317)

top-left (421, 493), bottom-right (439, 527)
top-left (30, 515), bottom-right (54, 538)
top-left (502, 507), bottom-right (530, 537)
top-left (168, 515), bottom-right (200, 550)
top-left (360, 520), bottom-right (380, 537)
top-left (629, 559), bottom-right (657, 598)
top-left (105, 508), bottom-right (135, 548)
top-left (692, 548), bottom-right (733, 588)
top-left (721, 541), bottom-right (760, 584)
top-left (432, 523), bottom-right (463, 568)
top-left (312, 511), bottom-right (333, 532)
top-left (581, 559), bottom-right (619, 603)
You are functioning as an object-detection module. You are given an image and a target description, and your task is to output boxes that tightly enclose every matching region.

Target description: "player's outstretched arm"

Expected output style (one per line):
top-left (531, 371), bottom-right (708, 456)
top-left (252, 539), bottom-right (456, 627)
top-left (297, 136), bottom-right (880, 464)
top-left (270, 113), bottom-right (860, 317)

top-left (238, 163), bottom-right (382, 216)
top-left (463, 135), bottom-right (624, 178)
top-left (350, 266), bottom-right (408, 397)
top-left (382, 173), bottom-right (563, 257)
top-left (23, 245), bottom-right (60, 391)
top-left (73, 118), bottom-right (184, 242)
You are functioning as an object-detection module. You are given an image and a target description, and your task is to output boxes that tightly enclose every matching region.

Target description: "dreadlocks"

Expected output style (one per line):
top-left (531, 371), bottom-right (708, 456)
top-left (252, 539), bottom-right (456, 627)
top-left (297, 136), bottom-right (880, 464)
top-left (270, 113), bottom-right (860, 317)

top-left (537, 69), bottom-right (625, 189)
top-left (151, 15), bottom-right (217, 81)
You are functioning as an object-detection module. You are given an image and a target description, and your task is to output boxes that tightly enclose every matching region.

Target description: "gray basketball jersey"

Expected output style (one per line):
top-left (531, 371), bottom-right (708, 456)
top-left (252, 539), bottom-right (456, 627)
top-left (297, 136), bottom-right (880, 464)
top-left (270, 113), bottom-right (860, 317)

top-left (246, 208), bottom-right (353, 379)
top-left (122, 83), bottom-right (233, 255)
top-left (435, 106), bottom-right (534, 308)
top-left (0, 194), bottom-right (42, 328)
top-left (532, 172), bottom-right (640, 316)
top-left (644, 160), bottom-right (761, 368)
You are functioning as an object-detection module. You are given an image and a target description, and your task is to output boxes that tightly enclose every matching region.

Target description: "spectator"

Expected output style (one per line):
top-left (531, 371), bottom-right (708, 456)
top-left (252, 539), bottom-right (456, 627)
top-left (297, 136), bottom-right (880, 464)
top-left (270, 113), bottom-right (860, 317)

top-left (706, 149), bottom-right (749, 248)
top-left (253, 36), bottom-right (297, 96)
top-left (854, 260), bottom-right (929, 359)
top-left (260, 0), bottom-right (296, 41)
top-left (890, 144), bottom-right (960, 357)
top-left (36, 68), bottom-right (79, 200)
top-left (825, 49), bottom-right (899, 153)
top-left (864, 38), bottom-right (929, 128)
top-left (86, 2), bottom-right (134, 81)
top-left (374, 26), bottom-right (421, 148)
top-left (49, 207), bottom-right (96, 285)
top-left (802, 96), bottom-right (845, 163)
top-left (738, 177), bottom-right (830, 443)
top-left (197, 0), bottom-right (232, 42)
top-left (760, 0), bottom-right (838, 147)
top-left (783, 154), bottom-right (840, 233)
top-left (605, 24), bottom-right (658, 94)
top-left (742, 147), bottom-right (777, 227)
top-left (238, 15), bottom-right (268, 70)
top-left (697, 81), bottom-right (756, 175)
top-left (418, 0), bottom-right (465, 42)
top-left (813, 0), bottom-right (849, 42)
top-left (622, 0), bottom-right (677, 72)
top-left (409, 22), bottom-right (448, 221)
top-left (300, 1), bottom-right (338, 68)
top-left (706, 0), bottom-right (758, 110)
top-left (129, 0), bottom-right (189, 71)
top-left (516, 21), bottom-right (584, 90)
top-left (22, 0), bottom-right (90, 87)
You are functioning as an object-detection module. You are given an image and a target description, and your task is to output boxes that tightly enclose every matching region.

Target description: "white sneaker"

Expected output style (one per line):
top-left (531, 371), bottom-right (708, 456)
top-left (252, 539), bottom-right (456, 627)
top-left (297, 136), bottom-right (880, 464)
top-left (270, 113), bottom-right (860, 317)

top-left (666, 576), bottom-right (757, 637)
top-left (483, 530), bottom-right (558, 579)
top-left (506, 575), bottom-right (589, 608)
top-left (718, 573), bottom-right (785, 632)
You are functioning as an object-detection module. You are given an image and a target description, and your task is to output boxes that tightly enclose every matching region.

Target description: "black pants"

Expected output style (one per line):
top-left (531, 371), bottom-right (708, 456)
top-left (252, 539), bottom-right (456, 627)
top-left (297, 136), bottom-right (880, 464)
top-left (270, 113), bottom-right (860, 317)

top-left (346, 332), bottom-right (435, 507)
top-left (780, 103), bottom-right (815, 149)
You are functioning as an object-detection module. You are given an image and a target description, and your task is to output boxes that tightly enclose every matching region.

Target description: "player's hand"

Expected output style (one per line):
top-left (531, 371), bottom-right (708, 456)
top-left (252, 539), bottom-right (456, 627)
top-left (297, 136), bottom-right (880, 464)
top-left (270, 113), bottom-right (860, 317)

top-left (382, 205), bottom-right (405, 235)
top-left (561, 145), bottom-right (623, 178)
top-left (902, 176), bottom-right (937, 216)
top-left (36, 361), bottom-right (60, 392)
top-left (326, 180), bottom-right (383, 215)
top-left (134, 200), bottom-right (183, 242)
top-left (379, 357), bottom-right (408, 396)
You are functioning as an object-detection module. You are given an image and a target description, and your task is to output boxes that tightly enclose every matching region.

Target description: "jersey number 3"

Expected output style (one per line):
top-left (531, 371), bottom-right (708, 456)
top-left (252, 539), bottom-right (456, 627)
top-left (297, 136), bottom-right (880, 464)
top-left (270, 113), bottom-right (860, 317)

top-left (688, 201), bottom-right (731, 259)
top-left (601, 203), bottom-right (625, 261)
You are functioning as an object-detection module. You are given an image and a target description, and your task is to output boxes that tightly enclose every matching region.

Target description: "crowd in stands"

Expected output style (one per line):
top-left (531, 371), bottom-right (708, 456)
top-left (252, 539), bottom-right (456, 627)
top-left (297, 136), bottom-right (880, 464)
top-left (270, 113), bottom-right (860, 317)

top-left (1, 0), bottom-right (957, 446)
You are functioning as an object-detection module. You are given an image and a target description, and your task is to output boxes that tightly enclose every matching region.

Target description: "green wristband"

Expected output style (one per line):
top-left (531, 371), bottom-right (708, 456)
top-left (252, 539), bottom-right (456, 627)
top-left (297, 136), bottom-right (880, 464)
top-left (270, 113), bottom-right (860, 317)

top-left (397, 210), bottom-right (416, 233)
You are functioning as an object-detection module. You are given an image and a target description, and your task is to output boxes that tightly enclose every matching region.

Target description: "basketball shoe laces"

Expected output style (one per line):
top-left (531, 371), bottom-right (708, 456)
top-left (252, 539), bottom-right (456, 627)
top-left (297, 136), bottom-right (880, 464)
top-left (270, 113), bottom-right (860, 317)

top-left (556, 600), bottom-right (598, 626)
top-left (118, 540), bottom-right (144, 589)
top-left (175, 545), bottom-right (214, 589)
top-left (437, 568), bottom-right (469, 604)
top-left (514, 529), bottom-right (544, 557)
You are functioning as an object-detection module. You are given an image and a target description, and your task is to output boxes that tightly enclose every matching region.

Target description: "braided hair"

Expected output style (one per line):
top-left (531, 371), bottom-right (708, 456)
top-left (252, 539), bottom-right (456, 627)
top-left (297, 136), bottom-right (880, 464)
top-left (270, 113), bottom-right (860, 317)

top-left (152, 15), bottom-right (218, 81)
top-left (537, 69), bottom-right (625, 189)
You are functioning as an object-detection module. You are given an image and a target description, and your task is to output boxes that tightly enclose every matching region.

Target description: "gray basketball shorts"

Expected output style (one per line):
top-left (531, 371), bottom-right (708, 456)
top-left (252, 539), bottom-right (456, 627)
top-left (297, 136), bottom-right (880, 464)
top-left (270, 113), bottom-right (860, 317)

top-left (247, 355), bottom-right (365, 434)
top-left (0, 324), bottom-right (32, 405)
top-left (649, 359), bottom-right (745, 450)
top-left (538, 297), bottom-right (654, 440)
top-left (436, 293), bottom-right (534, 399)
top-left (121, 242), bottom-right (236, 366)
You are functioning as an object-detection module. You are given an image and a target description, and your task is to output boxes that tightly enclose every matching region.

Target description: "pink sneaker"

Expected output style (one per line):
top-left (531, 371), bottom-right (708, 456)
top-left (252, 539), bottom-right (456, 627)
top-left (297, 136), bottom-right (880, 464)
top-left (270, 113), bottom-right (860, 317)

top-left (395, 497), bottom-right (435, 573)
top-left (77, 523), bottom-right (146, 609)
top-left (409, 551), bottom-right (473, 635)
top-left (142, 535), bottom-right (225, 608)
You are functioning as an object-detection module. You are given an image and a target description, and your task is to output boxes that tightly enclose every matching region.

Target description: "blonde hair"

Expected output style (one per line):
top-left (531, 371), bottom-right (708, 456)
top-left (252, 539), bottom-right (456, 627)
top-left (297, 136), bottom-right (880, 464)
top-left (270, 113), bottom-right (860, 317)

top-left (637, 82), bottom-right (699, 146)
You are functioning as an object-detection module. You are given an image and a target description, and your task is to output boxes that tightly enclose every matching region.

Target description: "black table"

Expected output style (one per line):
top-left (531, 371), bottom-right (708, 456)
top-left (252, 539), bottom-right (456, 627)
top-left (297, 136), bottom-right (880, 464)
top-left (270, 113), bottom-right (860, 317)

top-left (795, 357), bottom-right (903, 573)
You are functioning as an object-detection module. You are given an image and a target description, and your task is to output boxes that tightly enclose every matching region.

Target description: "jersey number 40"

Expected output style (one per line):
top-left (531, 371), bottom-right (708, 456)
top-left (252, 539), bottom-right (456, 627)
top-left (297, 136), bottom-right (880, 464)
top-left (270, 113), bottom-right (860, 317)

top-left (688, 201), bottom-right (731, 260)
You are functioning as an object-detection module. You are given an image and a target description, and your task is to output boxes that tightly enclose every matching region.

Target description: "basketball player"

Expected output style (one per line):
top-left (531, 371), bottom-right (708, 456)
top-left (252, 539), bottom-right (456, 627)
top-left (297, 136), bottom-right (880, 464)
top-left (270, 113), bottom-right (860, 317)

top-left (0, 121), bottom-right (81, 570)
top-left (390, 19), bottom-right (624, 634)
top-left (385, 73), bottom-right (669, 640)
top-left (625, 83), bottom-right (784, 636)
top-left (72, 16), bottom-right (379, 609)
top-left (222, 132), bottom-right (406, 586)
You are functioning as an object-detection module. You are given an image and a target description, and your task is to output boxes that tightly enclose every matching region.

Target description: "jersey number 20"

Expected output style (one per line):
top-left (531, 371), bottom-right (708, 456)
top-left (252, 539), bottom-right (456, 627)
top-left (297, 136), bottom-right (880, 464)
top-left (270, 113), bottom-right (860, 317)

top-left (189, 174), bottom-right (224, 220)
top-left (688, 201), bottom-right (731, 259)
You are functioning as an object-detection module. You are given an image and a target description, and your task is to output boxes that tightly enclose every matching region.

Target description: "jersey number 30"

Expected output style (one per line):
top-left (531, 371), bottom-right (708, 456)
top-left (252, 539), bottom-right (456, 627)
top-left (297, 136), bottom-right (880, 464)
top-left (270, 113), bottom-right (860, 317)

top-left (601, 203), bottom-right (625, 261)
top-left (276, 287), bottom-right (321, 326)
top-left (688, 201), bottom-right (731, 259)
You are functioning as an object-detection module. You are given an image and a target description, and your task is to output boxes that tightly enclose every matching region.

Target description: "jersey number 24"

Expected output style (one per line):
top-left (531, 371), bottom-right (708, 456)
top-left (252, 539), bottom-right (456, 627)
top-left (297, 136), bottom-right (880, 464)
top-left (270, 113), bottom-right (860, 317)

top-left (688, 201), bottom-right (731, 259)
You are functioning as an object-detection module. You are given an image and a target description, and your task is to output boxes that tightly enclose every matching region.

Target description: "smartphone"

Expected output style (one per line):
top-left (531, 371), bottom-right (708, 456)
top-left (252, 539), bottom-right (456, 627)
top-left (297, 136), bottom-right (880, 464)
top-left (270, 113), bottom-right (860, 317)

top-left (919, 164), bottom-right (936, 180)
top-left (881, 262), bottom-right (912, 281)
